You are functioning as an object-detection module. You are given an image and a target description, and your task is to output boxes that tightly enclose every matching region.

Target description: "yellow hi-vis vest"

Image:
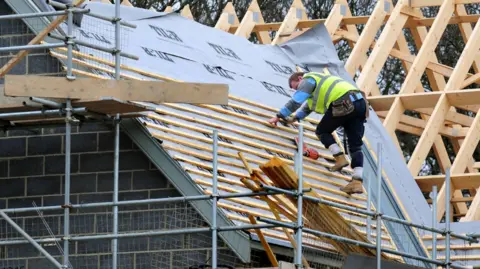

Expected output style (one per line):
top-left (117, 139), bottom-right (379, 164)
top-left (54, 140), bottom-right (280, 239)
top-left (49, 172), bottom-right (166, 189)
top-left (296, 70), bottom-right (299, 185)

top-left (304, 72), bottom-right (360, 114)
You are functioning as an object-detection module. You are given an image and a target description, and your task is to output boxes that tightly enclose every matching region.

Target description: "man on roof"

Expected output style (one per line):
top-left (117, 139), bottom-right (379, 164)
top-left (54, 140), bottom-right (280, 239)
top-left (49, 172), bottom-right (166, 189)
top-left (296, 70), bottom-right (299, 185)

top-left (268, 71), bottom-right (369, 195)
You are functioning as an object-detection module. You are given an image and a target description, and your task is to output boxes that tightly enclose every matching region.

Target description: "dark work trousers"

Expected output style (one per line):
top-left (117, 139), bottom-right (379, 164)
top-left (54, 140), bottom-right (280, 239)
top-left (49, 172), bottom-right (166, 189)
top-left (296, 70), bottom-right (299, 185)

top-left (315, 97), bottom-right (367, 169)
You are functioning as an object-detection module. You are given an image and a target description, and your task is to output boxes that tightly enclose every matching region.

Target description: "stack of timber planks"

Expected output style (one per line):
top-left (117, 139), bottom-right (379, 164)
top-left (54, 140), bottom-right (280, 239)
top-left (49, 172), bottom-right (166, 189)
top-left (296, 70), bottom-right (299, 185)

top-left (260, 156), bottom-right (390, 259)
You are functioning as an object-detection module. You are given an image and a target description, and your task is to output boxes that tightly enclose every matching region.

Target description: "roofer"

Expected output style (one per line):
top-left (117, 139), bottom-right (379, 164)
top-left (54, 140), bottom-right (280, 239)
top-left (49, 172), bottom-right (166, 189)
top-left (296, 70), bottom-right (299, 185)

top-left (268, 71), bottom-right (369, 195)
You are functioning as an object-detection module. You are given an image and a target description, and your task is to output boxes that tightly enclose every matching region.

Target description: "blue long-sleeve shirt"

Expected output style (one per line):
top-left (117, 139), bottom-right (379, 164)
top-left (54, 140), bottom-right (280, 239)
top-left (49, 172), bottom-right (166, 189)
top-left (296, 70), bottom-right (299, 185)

top-left (278, 77), bottom-right (316, 120)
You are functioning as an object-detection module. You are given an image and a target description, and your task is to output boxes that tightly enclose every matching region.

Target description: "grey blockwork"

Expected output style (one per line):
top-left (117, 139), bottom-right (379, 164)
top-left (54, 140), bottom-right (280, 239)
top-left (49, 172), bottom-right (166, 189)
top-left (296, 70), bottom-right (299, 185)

top-left (0, 123), bottom-right (266, 269)
top-left (32, 0), bottom-right (85, 27)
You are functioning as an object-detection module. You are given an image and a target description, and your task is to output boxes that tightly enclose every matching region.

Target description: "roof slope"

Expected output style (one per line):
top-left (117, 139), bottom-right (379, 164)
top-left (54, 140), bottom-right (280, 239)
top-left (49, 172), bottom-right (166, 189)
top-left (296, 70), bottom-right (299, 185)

top-left (53, 2), bottom-right (402, 257)
top-left (6, 0), bottom-right (441, 264)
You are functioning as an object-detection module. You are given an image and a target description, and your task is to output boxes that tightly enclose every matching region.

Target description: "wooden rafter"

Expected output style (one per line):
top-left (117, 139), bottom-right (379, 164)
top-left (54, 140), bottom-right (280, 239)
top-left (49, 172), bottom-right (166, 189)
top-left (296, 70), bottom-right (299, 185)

top-left (33, 0), bottom-right (480, 230)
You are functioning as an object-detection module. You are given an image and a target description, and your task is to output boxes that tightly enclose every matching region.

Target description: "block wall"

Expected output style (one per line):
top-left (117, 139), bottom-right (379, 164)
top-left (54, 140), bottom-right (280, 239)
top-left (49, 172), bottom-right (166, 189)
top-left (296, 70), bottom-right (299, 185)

top-left (0, 0), bottom-right (64, 84)
top-left (0, 122), bottom-right (269, 269)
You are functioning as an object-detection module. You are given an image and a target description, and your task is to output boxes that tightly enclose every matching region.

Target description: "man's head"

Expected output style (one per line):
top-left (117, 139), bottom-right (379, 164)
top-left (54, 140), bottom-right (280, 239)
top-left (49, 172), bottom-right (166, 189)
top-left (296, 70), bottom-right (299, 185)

top-left (288, 72), bottom-right (305, 90)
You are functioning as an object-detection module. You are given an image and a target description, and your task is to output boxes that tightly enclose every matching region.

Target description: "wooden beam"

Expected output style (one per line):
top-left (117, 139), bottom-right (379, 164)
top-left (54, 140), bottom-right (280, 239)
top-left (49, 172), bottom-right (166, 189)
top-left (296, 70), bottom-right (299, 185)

top-left (248, 215), bottom-right (278, 267)
top-left (460, 110), bottom-right (480, 221)
top-left (407, 94), bottom-right (450, 176)
top-left (399, 0), bottom-right (453, 95)
top-left (356, 0), bottom-right (410, 95)
top-left (416, 173), bottom-right (480, 191)
top-left (455, 4), bottom-right (480, 74)
top-left (271, 0), bottom-right (307, 45)
top-left (243, 14), bottom-right (480, 33)
top-left (324, 0), bottom-right (347, 37)
top-left (180, 4), bottom-right (194, 20)
top-left (376, 112), bottom-right (468, 138)
top-left (235, 0), bottom-right (271, 44)
top-left (368, 89), bottom-right (480, 109)
top-left (408, 0), bottom-right (444, 7)
top-left (4, 75), bottom-right (229, 105)
top-left (0, 0), bottom-right (86, 78)
top-left (345, 0), bottom-right (391, 77)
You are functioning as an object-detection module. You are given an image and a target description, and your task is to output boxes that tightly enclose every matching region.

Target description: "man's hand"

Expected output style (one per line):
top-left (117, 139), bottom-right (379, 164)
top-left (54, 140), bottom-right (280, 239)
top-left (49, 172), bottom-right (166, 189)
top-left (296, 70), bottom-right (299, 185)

top-left (267, 117), bottom-right (280, 127)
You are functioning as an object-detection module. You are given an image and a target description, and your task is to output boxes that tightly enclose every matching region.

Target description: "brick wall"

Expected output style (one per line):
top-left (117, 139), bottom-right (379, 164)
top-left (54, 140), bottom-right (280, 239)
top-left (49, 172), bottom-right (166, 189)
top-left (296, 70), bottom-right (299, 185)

top-left (0, 122), bottom-right (269, 269)
top-left (0, 0), bottom-right (64, 84)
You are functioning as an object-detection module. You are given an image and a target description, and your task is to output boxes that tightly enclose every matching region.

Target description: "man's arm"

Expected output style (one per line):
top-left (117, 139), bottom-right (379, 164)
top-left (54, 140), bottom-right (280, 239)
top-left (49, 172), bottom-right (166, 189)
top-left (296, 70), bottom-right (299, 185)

top-left (276, 78), bottom-right (316, 119)
top-left (294, 104), bottom-right (312, 121)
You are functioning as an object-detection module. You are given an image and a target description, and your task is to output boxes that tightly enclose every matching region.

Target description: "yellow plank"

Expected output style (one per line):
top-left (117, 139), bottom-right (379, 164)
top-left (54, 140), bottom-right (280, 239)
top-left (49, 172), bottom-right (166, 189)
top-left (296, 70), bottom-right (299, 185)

top-left (4, 75), bottom-right (229, 105)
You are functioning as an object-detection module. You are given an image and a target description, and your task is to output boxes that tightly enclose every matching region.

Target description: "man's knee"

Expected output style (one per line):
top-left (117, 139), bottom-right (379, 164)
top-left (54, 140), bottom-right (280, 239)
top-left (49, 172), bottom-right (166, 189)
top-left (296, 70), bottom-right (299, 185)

top-left (318, 133), bottom-right (335, 148)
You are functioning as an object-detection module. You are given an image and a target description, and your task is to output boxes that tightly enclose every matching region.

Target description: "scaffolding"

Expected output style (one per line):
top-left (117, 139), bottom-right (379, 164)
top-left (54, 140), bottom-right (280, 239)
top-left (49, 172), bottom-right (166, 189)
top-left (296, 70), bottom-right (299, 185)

top-left (0, 1), bottom-right (480, 269)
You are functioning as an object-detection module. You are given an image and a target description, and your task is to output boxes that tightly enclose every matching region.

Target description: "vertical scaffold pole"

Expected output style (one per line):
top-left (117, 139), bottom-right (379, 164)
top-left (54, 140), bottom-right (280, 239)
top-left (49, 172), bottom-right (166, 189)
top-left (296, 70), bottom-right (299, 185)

top-left (212, 130), bottom-right (219, 269)
top-left (112, 114), bottom-right (120, 269)
top-left (367, 166), bottom-right (372, 242)
top-left (296, 124), bottom-right (304, 268)
top-left (376, 143), bottom-right (382, 269)
top-left (445, 168), bottom-right (451, 269)
top-left (66, 3), bottom-right (74, 80)
top-left (432, 186), bottom-right (437, 262)
top-left (114, 0), bottom-right (121, 80)
top-left (63, 98), bottom-right (72, 268)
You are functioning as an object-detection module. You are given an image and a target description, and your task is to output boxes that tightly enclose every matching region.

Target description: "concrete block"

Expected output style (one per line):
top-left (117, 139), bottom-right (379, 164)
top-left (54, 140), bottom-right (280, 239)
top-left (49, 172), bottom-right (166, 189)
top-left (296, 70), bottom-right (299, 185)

top-left (0, 177), bottom-right (25, 197)
top-left (27, 256), bottom-right (62, 269)
top-left (27, 54), bottom-right (62, 74)
top-left (70, 173), bottom-right (97, 193)
top-left (78, 122), bottom-right (111, 133)
top-left (0, 55), bottom-right (26, 75)
top-left (119, 151), bottom-right (150, 171)
top-left (10, 156), bottom-right (44, 177)
top-left (98, 131), bottom-right (133, 151)
top-left (6, 244), bottom-right (40, 259)
top-left (95, 212), bottom-right (113, 234)
top-left (77, 193), bottom-right (112, 213)
top-left (45, 154), bottom-right (79, 175)
top-left (7, 197), bottom-right (42, 213)
top-left (77, 239), bottom-right (111, 254)
top-left (24, 215), bottom-right (60, 237)
top-left (0, 137), bottom-right (26, 157)
top-left (118, 191), bottom-right (149, 211)
top-left (186, 232), bottom-right (212, 249)
top-left (0, 36), bottom-right (10, 56)
top-left (43, 126), bottom-right (78, 135)
top-left (70, 214), bottom-right (95, 234)
top-left (172, 250), bottom-right (208, 268)
top-left (10, 34), bottom-right (34, 46)
top-left (118, 237), bottom-right (149, 252)
top-left (68, 254), bottom-right (99, 269)
top-left (7, 128), bottom-right (41, 137)
top-left (132, 170), bottom-right (168, 190)
top-left (80, 152), bottom-right (113, 173)
top-left (0, 160), bottom-right (7, 178)
top-left (26, 175), bottom-right (61, 196)
top-left (149, 233), bottom-right (184, 250)
top-left (0, 258), bottom-right (27, 269)
top-left (97, 171), bottom-right (132, 192)
top-left (68, 133), bottom-right (98, 153)
top-left (27, 135), bottom-right (62, 155)
top-left (138, 252), bottom-right (172, 269)
top-left (43, 195), bottom-right (73, 207)
top-left (149, 189), bottom-right (181, 209)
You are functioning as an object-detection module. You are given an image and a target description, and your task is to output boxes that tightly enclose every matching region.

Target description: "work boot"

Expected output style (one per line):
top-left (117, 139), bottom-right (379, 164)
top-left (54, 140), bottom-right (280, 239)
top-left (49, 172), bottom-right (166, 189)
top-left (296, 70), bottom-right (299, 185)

top-left (340, 179), bottom-right (364, 195)
top-left (330, 153), bottom-right (349, 171)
